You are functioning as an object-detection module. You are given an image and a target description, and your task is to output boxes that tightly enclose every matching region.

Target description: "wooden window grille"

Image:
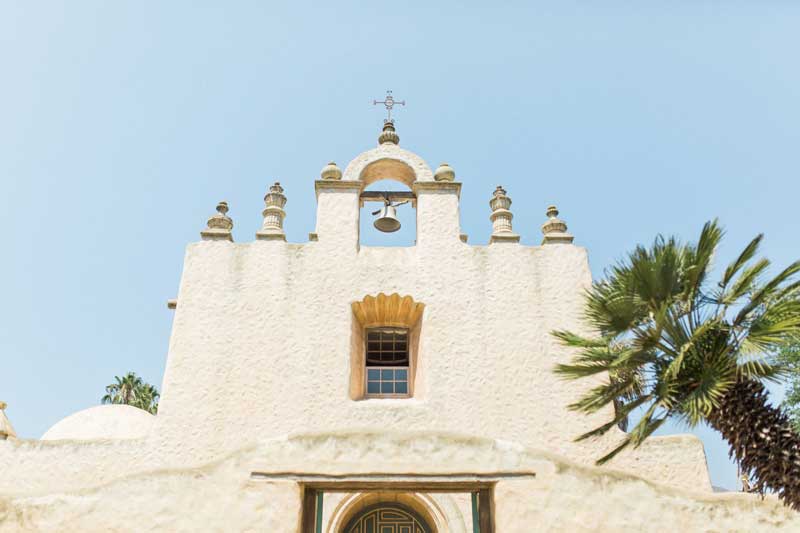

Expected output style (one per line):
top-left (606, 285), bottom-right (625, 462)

top-left (365, 327), bottom-right (409, 397)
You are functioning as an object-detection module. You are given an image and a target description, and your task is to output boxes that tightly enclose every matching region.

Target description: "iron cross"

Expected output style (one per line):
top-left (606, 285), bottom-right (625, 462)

top-left (373, 90), bottom-right (405, 122)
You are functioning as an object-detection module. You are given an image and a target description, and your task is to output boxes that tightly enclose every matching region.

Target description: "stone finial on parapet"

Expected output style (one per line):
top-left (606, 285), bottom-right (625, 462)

top-left (434, 163), bottom-right (455, 182)
top-left (0, 401), bottom-right (16, 440)
top-left (256, 182), bottom-right (287, 241)
top-left (200, 201), bottom-right (234, 242)
top-left (541, 205), bottom-right (574, 244)
top-left (378, 120), bottom-right (400, 145)
top-left (489, 186), bottom-right (520, 243)
top-left (320, 161), bottom-right (342, 181)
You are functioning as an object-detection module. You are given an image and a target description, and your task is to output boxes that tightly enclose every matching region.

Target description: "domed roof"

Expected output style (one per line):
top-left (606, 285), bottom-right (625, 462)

top-left (41, 404), bottom-right (155, 441)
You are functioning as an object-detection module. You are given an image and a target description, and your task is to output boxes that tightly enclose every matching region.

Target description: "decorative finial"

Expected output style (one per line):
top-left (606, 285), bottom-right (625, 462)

top-left (373, 90), bottom-right (405, 123)
top-left (200, 201), bottom-right (234, 241)
top-left (0, 401), bottom-right (16, 440)
top-left (378, 120), bottom-right (400, 145)
top-left (489, 185), bottom-right (520, 243)
top-left (374, 91), bottom-right (404, 145)
top-left (320, 161), bottom-right (342, 181)
top-left (256, 182), bottom-right (287, 241)
top-left (434, 163), bottom-right (455, 182)
top-left (541, 204), bottom-right (574, 244)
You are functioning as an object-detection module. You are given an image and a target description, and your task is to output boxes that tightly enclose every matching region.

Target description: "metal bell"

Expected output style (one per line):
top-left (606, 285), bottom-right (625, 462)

top-left (373, 204), bottom-right (401, 233)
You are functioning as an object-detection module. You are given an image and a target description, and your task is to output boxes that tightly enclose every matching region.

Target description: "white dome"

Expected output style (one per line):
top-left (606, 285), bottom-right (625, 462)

top-left (41, 404), bottom-right (154, 441)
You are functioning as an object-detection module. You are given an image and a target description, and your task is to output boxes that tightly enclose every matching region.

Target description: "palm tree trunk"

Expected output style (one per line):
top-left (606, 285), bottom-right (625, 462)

top-left (707, 379), bottom-right (800, 509)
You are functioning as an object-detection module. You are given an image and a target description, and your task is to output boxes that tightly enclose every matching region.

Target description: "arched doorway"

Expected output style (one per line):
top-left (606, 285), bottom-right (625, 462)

top-left (342, 502), bottom-right (433, 533)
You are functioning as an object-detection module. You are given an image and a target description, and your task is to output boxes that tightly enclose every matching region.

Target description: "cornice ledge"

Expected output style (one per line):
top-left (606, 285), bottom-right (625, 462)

top-left (315, 180), bottom-right (365, 194)
top-left (412, 181), bottom-right (462, 197)
top-left (489, 233), bottom-right (521, 244)
top-left (199, 228), bottom-right (233, 242)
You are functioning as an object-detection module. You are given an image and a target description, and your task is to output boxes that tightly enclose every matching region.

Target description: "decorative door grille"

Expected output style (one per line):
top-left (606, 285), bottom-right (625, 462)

top-left (343, 503), bottom-right (431, 533)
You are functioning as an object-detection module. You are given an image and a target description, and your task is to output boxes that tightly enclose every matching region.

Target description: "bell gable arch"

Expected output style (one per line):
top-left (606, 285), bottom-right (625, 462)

top-left (343, 144), bottom-right (434, 188)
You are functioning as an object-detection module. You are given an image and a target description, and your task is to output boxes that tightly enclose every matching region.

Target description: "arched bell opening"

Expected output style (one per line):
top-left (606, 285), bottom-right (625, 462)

top-left (358, 158), bottom-right (418, 189)
top-left (359, 178), bottom-right (417, 247)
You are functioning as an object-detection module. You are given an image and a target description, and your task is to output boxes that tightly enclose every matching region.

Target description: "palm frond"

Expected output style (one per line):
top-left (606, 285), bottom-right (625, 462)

top-left (665, 318), bottom-right (722, 380)
top-left (736, 357), bottom-right (786, 382)
top-left (551, 330), bottom-right (610, 349)
top-left (715, 258), bottom-right (770, 306)
top-left (682, 220), bottom-right (723, 302)
top-left (566, 376), bottom-right (643, 414)
top-left (721, 233), bottom-right (763, 289)
top-left (734, 260), bottom-right (800, 326)
top-left (554, 362), bottom-right (610, 380)
top-left (574, 394), bottom-right (653, 442)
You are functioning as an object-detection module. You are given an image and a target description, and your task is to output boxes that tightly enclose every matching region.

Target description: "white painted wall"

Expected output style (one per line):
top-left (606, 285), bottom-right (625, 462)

top-left (1, 432), bottom-right (796, 532)
top-left (153, 159), bottom-right (709, 489)
top-left (2, 140), bottom-right (783, 531)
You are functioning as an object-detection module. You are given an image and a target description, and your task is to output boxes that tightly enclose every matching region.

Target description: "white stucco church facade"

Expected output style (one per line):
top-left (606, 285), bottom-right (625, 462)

top-left (1, 119), bottom-right (798, 532)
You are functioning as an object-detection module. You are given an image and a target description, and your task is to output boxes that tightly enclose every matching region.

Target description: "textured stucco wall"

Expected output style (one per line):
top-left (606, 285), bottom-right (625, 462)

top-left (151, 228), bottom-right (709, 490)
top-left (1, 431), bottom-right (796, 532)
top-left (0, 443), bottom-right (301, 532)
top-left (493, 475), bottom-right (798, 533)
top-left (4, 144), bottom-right (784, 531)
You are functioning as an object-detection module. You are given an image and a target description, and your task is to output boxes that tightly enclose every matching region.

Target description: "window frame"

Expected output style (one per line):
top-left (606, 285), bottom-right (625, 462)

top-left (364, 327), bottom-right (411, 399)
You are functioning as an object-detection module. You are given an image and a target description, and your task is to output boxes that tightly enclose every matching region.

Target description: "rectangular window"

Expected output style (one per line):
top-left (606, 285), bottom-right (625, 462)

top-left (365, 328), bottom-right (409, 398)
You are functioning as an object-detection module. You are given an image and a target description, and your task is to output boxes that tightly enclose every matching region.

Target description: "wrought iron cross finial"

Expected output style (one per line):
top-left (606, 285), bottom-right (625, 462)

top-left (373, 90), bottom-right (405, 123)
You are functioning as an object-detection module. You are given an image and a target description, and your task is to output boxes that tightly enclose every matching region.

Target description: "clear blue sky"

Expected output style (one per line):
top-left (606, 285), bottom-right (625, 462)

top-left (1, 2), bottom-right (798, 491)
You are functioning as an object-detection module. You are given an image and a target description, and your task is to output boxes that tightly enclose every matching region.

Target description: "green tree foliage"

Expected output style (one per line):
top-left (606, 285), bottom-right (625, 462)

top-left (777, 343), bottom-right (800, 432)
top-left (101, 372), bottom-right (159, 414)
top-left (553, 221), bottom-right (800, 508)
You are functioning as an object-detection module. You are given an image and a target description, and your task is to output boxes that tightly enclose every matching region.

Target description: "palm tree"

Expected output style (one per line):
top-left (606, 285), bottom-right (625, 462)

top-left (102, 372), bottom-right (142, 405)
top-left (777, 343), bottom-right (800, 432)
top-left (553, 220), bottom-right (800, 509)
top-left (131, 383), bottom-right (160, 414)
top-left (101, 372), bottom-right (159, 414)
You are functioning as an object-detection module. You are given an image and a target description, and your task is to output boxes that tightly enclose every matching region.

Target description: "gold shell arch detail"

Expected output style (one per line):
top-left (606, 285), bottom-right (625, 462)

top-left (351, 293), bottom-right (424, 328)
